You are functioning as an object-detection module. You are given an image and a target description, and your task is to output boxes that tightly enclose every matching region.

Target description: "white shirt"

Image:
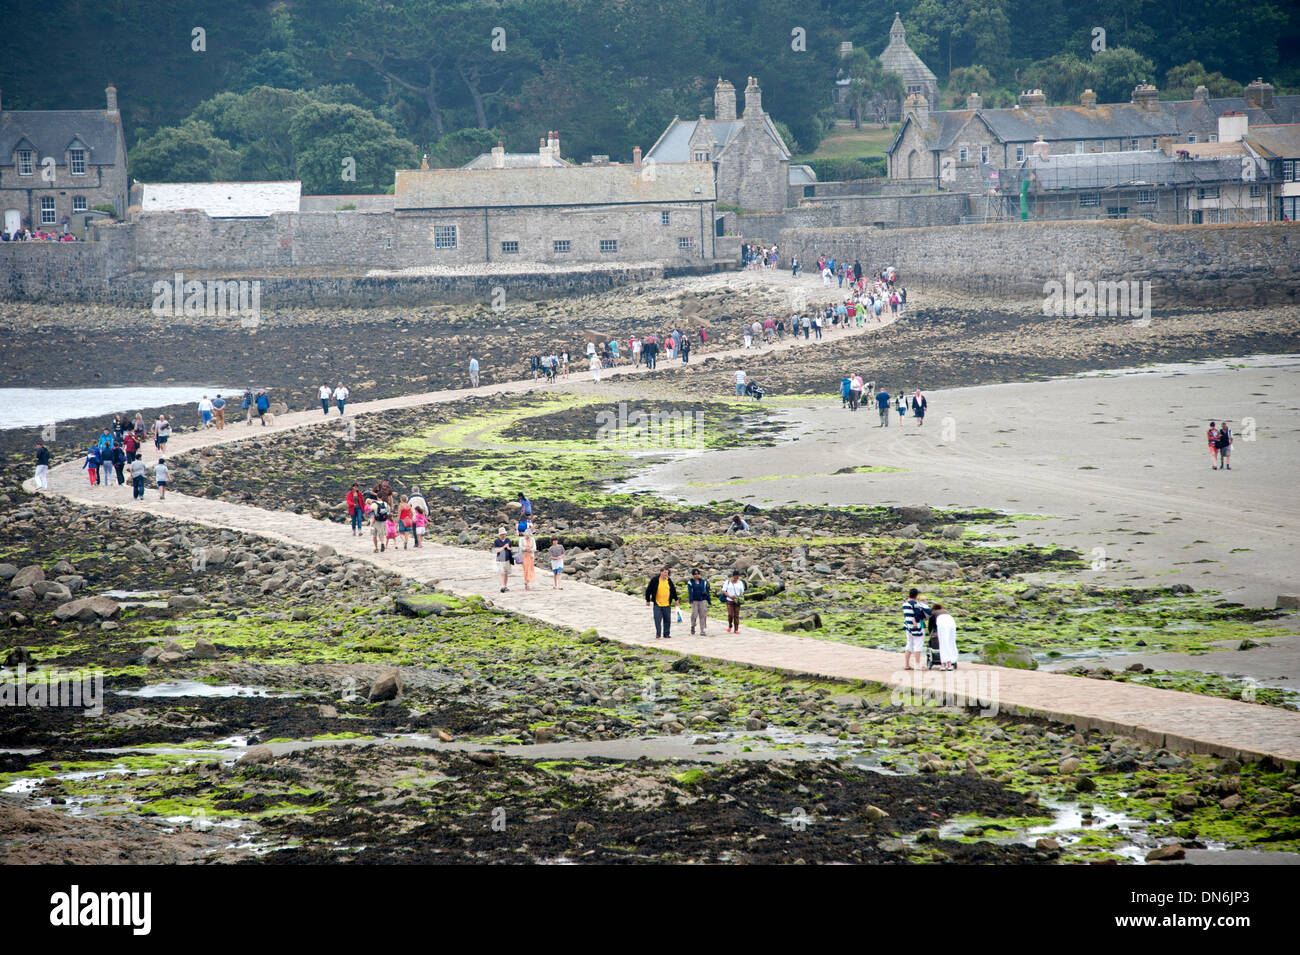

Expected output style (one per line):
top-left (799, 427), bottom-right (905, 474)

top-left (333, 386), bottom-right (349, 400)
top-left (198, 398), bottom-right (213, 412)
top-left (735, 371), bottom-right (746, 385)
top-left (936, 613), bottom-right (958, 663)
top-left (319, 386), bottom-right (331, 399)
top-left (722, 579), bottom-right (745, 601)
top-left (155, 464), bottom-right (169, 482)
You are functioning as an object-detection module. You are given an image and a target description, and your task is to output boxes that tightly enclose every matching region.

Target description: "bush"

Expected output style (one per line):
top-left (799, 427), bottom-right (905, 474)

top-left (91, 204), bottom-right (118, 218)
top-left (807, 156), bottom-right (887, 182)
top-left (334, 202), bottom-right (357, 211)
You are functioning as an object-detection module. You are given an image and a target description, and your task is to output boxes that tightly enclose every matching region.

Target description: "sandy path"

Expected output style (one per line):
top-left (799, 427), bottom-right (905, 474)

top-left (26, 351), bottom-right (1300, 763)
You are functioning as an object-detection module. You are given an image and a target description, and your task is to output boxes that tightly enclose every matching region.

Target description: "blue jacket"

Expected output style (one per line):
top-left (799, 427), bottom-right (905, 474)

top-left (256, 394), bottom-right (269, 412)
top-left (687, 579), bottom-right (711, 602)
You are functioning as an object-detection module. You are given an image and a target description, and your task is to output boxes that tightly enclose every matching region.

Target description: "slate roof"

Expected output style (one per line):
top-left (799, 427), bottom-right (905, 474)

top-left (462, 151), bottom-right (570, 169)
top-left (879, 14), bottom-right (937, 89)
top-left (0, 109), bottom-right (122, 167)
top-left (789, 164), bottom-right (817, 185)
top-left (1245, 124), bottom-right (1300, 160)
top-left (1027, 150), bottom-right (1252, 190)
top-left (394, 163), bottom-right (716, 210)
top-left (645, 115), bottom-right (789, 163)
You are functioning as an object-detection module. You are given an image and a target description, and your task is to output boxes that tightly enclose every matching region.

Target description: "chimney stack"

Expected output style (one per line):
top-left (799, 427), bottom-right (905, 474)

top-left (1080, 88), bottom-right (1097, 108)
top-left (1018, 89), bottom-right (1046, 109)
top-left (743, 76), bottom-right (763, 117)
top-left (1244, 78), bottom-right (1274, 110)
top-left (550, 130), bottom-right (561, 158)
top-left (1130, 83), bottom-right (1158, 112)
top-left (492, 141), bottom-right (505, 168)
top-left (966, 92), bottom-right (983, 110)
top-left (632, 145), bottom-right (642, 172)
top-left (903, 92), bottom-right (929, 119)
top-left (1193, 85), bottom-right (1209, 103)
top-left (105, 84), bottom-right (119, 118)
top-left (1031, 136), bottom-right (1050, 160)
top-left (1218, 111), bottom-right (1248, 143)
top-left (714, 78), bottom-right (737, 121)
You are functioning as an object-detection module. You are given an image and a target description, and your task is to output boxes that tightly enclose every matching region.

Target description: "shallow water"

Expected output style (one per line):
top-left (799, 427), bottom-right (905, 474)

top-left (0, 385), bottom-right (240, 430)
top-left (115, 681), bottom-right (300, 699)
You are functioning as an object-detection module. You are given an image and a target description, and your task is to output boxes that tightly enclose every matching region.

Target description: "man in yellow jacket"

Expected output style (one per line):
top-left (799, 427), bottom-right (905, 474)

top-left (644, 567), bottom-right (679, 640)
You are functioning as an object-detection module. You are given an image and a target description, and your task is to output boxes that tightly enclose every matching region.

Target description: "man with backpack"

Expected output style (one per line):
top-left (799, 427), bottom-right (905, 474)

top-left (255, 389), bottom-right (270, 425)
top-left (1216, 423), bottom-right (1233, 470)
top-left (876, 387), bottom-right (892, 427)
top-left (369, 494), bottom-right (390, 552)
top-left (902, 588), bottom-right (930, 671)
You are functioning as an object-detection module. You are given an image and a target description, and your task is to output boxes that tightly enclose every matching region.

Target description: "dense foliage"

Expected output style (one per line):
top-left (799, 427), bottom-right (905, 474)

top-left (3, 0), bottom-right (1294, 191)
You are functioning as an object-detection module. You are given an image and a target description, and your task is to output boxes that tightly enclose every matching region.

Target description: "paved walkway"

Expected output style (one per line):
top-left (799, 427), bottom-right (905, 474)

top-left (27, 327), bottom-right (1300, 765)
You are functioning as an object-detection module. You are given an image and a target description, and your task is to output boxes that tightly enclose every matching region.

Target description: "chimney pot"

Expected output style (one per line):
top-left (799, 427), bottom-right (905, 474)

top-left (632, 145), bottom-right (642, 172)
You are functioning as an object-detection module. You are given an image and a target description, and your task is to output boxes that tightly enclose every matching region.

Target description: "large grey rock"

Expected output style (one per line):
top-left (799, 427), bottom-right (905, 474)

top-left (52, 596), bottom-right (121, 623)
top-left (395, 595), bottom-right (447, 617)
top-left (190, 638), bottom-right (219, 659)
top-left (167, 594), bottom-right (205, 610)
top-left (899, 506), bottom-right (934, 524)
top-left (34, 581), bottom-right (73, 602)
top-left (51, 560), bottom-right (76, 575)
top-left (893, 523), bottom-right (921, 539)
top-left (1276, 595), bottom-right (1300, 610)
top-left (125, 542), bottom-right (153, 561)
top-left (10, 565), bottom-right (44, 589)
top-left (240, 746), bottom-right (275, 765)
top-left (0, 564), bottom-right (18, 581)
top-left (979, 642), bottom-right (1038, 670)
top-left (368, 668), bottom-right (404, 702)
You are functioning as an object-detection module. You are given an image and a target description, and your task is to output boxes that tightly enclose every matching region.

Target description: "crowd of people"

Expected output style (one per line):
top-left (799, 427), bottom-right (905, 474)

top-left (838, 379), bottom-right (929, 426)
top-left (2, 228), bottom-right (80, 242)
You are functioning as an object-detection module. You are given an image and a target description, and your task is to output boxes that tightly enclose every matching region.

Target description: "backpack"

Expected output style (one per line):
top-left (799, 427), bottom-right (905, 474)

top-left (374, 501), bottom-right (389, 521)
top-left (1217, 428), bottom-right (1231, 449)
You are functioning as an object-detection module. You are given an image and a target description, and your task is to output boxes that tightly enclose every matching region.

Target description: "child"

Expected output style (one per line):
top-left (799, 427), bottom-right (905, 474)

top-left (519, 531), bottom-right (536, 591)
top-left (385, 517), bottom-right (398, 549)
top-left (397, 495), bottom-right (413, 550)
top-left (84, 446), bottom-right (100, 486)
top-left (413, 508), bottom-right (428, 548)
top-left (155, 458), bottom-right (170, 499)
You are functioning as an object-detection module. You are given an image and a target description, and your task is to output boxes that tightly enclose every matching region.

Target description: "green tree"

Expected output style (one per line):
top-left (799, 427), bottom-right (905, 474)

top-left (946, 65), bottom-right (995, 107)
top-left (127, 121), bottom-right (240, 183)
top-left (1021, 53), bottom-right (1095, 105)
top-left (427, 128), bottom-right (505, 168)
top-left (288, 101), bottom-right (419, 194)
top-left (1164, 61), bottom-right (1242, 99)
top-left (1089, 47), bottom-right (1157, 102)
top-left (840, 49), bottom-right (904, 128)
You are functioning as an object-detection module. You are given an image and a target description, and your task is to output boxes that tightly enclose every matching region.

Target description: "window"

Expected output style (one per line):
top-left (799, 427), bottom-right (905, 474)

top-left (1078, 193), bottom-right (1100, 208)
top-left (958, 147), bottom-right (969, 162)
top-left (1106, 206), bottom-right (1128, 219)
top-left (72, 196), bottom-right (87, 214)
top-left (678, 236), bottom-right (694, 251)
top-left (1075, 141), bottom-right (1085, 154)
top-left (1281, 196), bottom-right (1299, 220)
top-left (1151, 139), bottom-right (1159, 150)
top-left (69, 148), bottom-right (86, 175)
top-left (1249, 185), bottom-right (1263, 198)
top-left (434, 225), bottom-right (457, 249)
top-left (661, 211), bottom-right (670, 225)
top-left (1137, 190), bottom-right (1156, 205)
top-left (500, 240), bottom-right (519, 254)
top-left (553, 239), bottom-right (571, 253)
top-left (907, 84), bottom-right (922, 95)
top-left (1187, 135), bottom-right (1198, 144)
top-left (1208, 134), bottom-right (1218, 143)
top-left (1197, 186), bottom-right (1219, 200)
top-left (692, 151), bottom-right (709, 162)
top-left (17, 149), bottom-right (34, 175)
top-left (1191, 210), bottom-right (1203, 224)
top-left (1129, 139), bottom-right (1141, 151)
top-left (1282, 160), bottom-right (1298, 183)
top-left (979, 145), bottom-right (989, 164)
top-left (599, 239), bottom-right (617, 253)
top-left (1015, 144), bottom-right (1025, 163)
top-left (40, 196), bottom-right (56, 224)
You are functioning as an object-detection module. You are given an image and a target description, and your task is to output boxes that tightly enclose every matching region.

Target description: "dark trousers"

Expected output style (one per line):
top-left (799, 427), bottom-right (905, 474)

top-left (321, 399), bottom-right (330, 415)
top-left (132, 476), bottom-right (145, 499)
top-left (337, 400), bottom-right (345, 415)
top-left (114, 464), bottom-right (125, 484)
top-left (653, 603), bottom-right (672, 637)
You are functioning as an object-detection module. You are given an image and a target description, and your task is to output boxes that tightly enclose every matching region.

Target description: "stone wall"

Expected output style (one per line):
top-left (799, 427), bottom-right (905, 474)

top-left (778, 219), bottom-right (1300, 305)
top-left (0, 226), bottom-right (134, 300)
top-left (736, 192), bottom-right (966, 241)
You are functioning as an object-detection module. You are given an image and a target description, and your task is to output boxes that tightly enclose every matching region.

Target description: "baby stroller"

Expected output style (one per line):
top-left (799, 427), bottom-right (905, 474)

top-left (745, 380), bottom-right (765, 402)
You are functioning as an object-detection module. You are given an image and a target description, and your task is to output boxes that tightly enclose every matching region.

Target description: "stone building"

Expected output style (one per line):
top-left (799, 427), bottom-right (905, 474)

top-left (462, 132), bottom-right (571, 169)
top-left (645, 76), bottom-right (791, 213)
top-left (888, 78), bottom-right (1300, 194)
top-left (878, 14), bottom-right (937, 110)
top-left (0, 86), bottom-right (128, 236)
top-left (1244, 124), bottom-right (1300, 220)
top-left (393, 148), bottom-right (716, 266)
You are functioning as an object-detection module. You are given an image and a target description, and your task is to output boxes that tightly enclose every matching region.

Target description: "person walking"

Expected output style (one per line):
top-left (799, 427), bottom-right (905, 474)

top-left (211, 393), bottom-right (227, 429)
top-left (930, 603), bottom-right (958, 670)
top-left (896, 391), bottom-right (907, 423)
top-left (122, 429), bottom-right (139, 463)
top-left (333, 383), bottom-right (349, 415)
top-left (721, 569), bottom-right (745, 632)
top-left (1216, 422), bottom-right (1233, 470)
top-left (849, 374), bottom-right (863, 411)
top-left (319, 383), bottom-right (332, 416)
top-left (469, 357), bottom-right (480, 388)
top-left (687, 568), bottom-right (712, 635)
top-left (346, 482), bottom-right (366, 536)
top-left (548, 538), bottom-right (565, 589)
top-left (876, 387), bottom-right (891, 427)
top-left (198, 395), bottom-right (214, 428)
top-left (83, 445), bottom-right (100, 487)
top-left (1206, 421), bottom-right (1220, 469)
top-left (130, 455), bottom-right (147, 500)
top-left (912, 388), bottom-right (927, 426)
top-left (396, 495), bottom-right (413, 549)
top-left (519, 529), bottom-right (536, 590)
top-left (590, 352), bottom-right (602, 382)
top-left (34, 441), bottom-right (50, 490)
top-left (734, 368), bottom-right (746, 396)
top-left (255, 389), bottom-right (270, 425)
top-left (645, 567), bottom-right (678, 639)
top-left (369, 494), bottom-right (390, 552)
top-left (154, 458), bottom-right (170, 500)
top-left (242, 388), bottom-right (254, 425)
top-left (902, 588), bottom-right (930, 671)
top-left (111, 442), bottom-right (126, 485)
top-left (492, 527), bottom-right (512, 592)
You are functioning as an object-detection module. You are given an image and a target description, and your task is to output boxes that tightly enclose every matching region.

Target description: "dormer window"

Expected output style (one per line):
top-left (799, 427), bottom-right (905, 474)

top-left (17, 149), bottom-right (34, 176)
top-left (693, 151), bottom-right (710, 162)
top-left (69, 148), bottom-right (86, 175)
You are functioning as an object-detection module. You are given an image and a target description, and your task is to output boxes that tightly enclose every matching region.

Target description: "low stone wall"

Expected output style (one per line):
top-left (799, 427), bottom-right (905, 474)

top-left (779, 219), bottom-right (1300, 305)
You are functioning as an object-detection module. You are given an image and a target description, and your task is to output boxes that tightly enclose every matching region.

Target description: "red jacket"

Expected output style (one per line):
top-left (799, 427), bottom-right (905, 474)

top-left (346, 489), bottom-right (364, 514)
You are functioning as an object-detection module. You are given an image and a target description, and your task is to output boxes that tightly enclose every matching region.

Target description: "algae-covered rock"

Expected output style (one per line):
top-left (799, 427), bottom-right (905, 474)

top-left (980, 639), bottom-right (1038, 670)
